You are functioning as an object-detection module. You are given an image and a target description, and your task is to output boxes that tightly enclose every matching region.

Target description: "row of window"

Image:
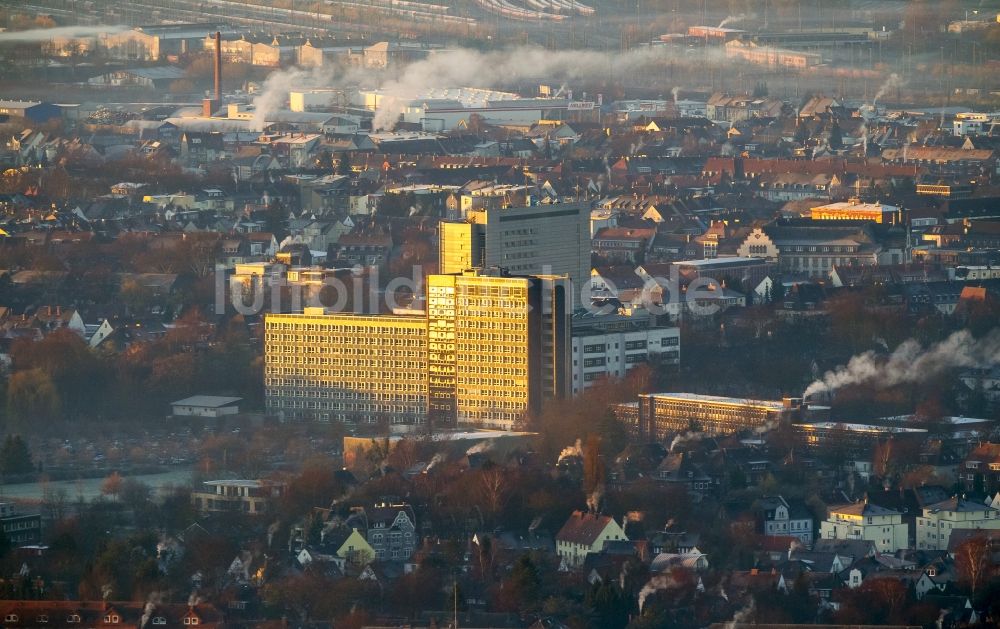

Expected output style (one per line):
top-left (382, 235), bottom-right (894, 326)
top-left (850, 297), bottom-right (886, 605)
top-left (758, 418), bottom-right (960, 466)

top-left (1, 614), bottom-right (196, 625)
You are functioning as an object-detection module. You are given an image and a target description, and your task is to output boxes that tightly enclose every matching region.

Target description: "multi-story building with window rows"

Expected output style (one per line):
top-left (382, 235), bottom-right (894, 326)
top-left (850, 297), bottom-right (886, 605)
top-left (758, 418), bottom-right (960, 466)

top-left (265, 268), bottom-right (571, 431)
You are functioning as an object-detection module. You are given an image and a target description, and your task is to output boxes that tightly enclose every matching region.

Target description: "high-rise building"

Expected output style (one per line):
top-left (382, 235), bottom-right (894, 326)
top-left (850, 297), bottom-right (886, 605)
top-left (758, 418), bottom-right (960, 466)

top-left (438, 202), bottom-right (591, 302)
top-left (427, 269), bottom-right (571, 429)
top-left (265, 269), bottom-right (571, 431)
top-left (265, 311), bottom-right (429, 424)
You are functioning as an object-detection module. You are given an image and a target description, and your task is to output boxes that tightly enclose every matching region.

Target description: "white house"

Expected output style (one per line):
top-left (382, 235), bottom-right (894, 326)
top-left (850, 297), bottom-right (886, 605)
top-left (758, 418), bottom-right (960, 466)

top-left (819, 500), bottom-right (909, 553)
top-left (756, 496), bottom-right (814, 544)
top-left (555, 511), bottom-right (628, 569)
top-left (916, 497), bottom-right (1000, 550)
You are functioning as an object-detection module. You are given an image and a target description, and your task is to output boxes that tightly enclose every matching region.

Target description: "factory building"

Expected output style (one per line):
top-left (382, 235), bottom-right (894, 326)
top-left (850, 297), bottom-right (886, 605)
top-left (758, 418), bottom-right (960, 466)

top-left (0, 101), bottom-right (62, 124)
top-left (356, 87), bottom-right (579, 131)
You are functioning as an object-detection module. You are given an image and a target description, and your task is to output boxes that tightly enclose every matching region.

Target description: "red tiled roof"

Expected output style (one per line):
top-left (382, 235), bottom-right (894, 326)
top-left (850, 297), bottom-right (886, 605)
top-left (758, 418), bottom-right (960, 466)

top-left (556, 510), bottom-right (616, 546)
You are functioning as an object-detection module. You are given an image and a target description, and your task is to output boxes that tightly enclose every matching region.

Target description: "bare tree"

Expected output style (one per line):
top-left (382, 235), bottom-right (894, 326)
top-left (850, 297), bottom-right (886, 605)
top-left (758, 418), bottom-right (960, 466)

top-left (955, 535), bottom-right (991, 595)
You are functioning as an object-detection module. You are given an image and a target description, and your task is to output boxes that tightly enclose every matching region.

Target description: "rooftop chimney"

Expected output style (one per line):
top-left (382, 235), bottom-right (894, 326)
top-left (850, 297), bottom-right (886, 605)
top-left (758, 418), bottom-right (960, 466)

top-left (214, 31), bottom-right (222, 102)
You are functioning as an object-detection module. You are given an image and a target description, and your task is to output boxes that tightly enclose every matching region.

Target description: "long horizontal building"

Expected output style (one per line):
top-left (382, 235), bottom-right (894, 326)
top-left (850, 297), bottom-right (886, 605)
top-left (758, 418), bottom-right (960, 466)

top-left (265, 268), bottom-right (571, 431)
top-left (266, 312), bottom-right (429, 425)
top-left (617, 393), bottom-right (801, 440)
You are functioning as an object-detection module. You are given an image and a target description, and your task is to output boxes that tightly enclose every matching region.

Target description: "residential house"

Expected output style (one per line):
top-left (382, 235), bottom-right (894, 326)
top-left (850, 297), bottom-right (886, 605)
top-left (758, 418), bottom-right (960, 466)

top-left (755, 496), bottom-right (814, 544)
top-left (961, 443), bottom-right (1000, 495)
top-left (555, 511), bottom-right (628, 569)
top-left (363, 501), bottom-right (417, 562)
top-left (916, 497), bottom-right (1000, 550)
top-left (819, 500), bottom-right (909, 553)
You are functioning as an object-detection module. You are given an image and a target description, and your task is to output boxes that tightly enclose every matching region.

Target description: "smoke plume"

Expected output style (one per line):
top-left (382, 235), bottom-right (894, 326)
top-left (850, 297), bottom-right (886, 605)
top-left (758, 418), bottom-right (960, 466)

top-left (466, 439), bottom-right (494, 455)
top-left (671, 86), bottom-right (680, 105)
top-left (724, 598), bottom-right (756, 628)
top-left (558, 438), bottom-right (583, 463)
top-left (638, 573), bottom-right (683, 611)
top-left (586, 484), bottom-right (604, 513)
top-left (669, 431), bottom-right (703, 452)
top-left (717, 14), bottom-right (752, 29)
top-left (140, 593), bottom-right (164, 629)
top-left (424, 452), bottom-right (445, 473)
top-left (0, 25), bottom-right (129, 41)
top-left (872, 73), bottom-right (903, 110)
top-left (249, 66), bottom-right (337, 131)
top-left (804, 329), bottom-right (1000, 398)
top-left (370, 46), bottom-right (725, 130)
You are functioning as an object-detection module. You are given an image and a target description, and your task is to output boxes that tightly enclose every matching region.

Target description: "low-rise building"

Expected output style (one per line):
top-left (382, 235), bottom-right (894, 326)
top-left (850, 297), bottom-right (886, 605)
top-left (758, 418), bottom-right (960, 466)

top-left (556, 510), bottom-right (628, 569)
top-left (363, 501), bottom-right (417, 562)
top-left (819, 501), bottom-right (909, 553)
top-left (916, 497), bottom-right (1000, 550)
top-left (170, 395), bottom-right (242, 418)
top-left (621, 393), bottom-right (800, 440)
top-left (0, 503), bottom-right (42, 546)
top-left (755, 496), bottom-right (814, 544)
top-left (191, 479), bottom-right (287, 515)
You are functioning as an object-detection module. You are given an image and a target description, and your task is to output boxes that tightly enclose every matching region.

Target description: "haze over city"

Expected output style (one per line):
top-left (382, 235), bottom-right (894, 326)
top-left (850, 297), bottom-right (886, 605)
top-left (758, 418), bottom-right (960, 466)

top-left (0, 1), bottom-right (999, 628)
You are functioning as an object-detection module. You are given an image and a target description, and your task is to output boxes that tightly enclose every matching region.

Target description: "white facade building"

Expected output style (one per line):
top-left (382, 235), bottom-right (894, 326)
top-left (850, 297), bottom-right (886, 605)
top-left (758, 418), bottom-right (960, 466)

top-left (570, 307), bottom-right (679, 395)
top-left (820, 501), bottom-right (909, 553)
top-left (916, 497), bottom-right (1000, 550)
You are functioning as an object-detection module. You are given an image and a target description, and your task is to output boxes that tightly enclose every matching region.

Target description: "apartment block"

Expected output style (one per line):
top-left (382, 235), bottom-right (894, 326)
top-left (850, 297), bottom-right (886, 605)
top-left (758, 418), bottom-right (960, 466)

top-left (819, 501), bottom-right (909, 553)
top-left (265, 311), bottom-right (429, 424)
top-left (265, 269), bottom-right (571, 431)
top-left (916, 497), bottom-right (1000, 550)
top-left (438, 202), bottom-right (591, 301)
top-left (427, 270), bottom-right (571, 430)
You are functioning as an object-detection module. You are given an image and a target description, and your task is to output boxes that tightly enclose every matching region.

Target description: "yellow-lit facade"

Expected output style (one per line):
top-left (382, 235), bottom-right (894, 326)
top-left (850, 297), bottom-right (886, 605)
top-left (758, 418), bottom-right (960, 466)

top-left (810, 200), bottom-right (896, 224)
top-left (438, 203), bottom-right (590, 302)
top-left (266, 270), bottom-right (571, 430)
top-left (265, 310), bottom-right (428, 424)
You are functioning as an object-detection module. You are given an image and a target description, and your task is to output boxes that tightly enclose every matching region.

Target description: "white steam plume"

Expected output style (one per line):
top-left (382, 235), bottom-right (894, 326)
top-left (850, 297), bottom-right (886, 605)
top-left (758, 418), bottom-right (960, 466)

top-left (669, 431), bottom-right (702, 452)
top-left (370, 46), bottom-right (727, 130)
top-left (872, 73), bottom-right (902, 110)
top-left (671, 86), bottom-right (680, 105)
top-left (717, 14), bottom-right (752, 29)
top-left (249, 66), bottom-right (338, 132)
top-left (724, 598), bottom-right (755, 628)
top-left (804, 329), bottom-right (1000, 399)
top-left (558, 438), bottom-right (582, 463)
top-left (466, 439), bottom-right (494, 455)
top-left (638, 572), bottom-right (682, 611)
top-left (0, 25), bottom-right (129, 41)
top-left (586, 484), bottom-right (604, 513)
top-left (424, 452), bottom-right (445, 473)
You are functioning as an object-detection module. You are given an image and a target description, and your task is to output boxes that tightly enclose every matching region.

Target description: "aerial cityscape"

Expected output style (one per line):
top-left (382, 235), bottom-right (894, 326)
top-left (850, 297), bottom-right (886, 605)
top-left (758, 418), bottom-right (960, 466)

top-left (0, 0), bottom-right (999, 627)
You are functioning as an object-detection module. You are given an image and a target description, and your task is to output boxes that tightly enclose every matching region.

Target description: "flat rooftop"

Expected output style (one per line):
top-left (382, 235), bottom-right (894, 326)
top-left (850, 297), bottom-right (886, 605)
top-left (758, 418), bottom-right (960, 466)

top-left (642, 392), bottom-right (786, 409)
top-left (674, 257), bottom-right (765, 267)
top-left (798, 422), bottom-right (927, 434)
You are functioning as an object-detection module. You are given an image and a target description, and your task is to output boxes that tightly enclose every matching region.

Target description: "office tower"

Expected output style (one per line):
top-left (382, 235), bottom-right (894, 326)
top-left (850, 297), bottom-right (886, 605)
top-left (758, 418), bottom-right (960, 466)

top-left (438, 203), bottom-right (590, 302)
top-left (265, 269), bottom-right (571, 431)
top-left (427, 269), bottom-right (570, 430)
